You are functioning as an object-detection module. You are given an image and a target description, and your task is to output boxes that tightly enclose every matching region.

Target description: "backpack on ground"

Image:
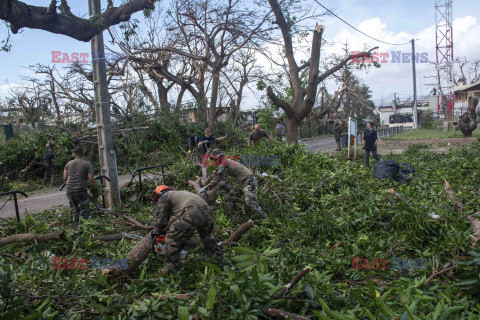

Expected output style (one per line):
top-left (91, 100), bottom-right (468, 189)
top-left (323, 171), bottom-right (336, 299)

top-left (374, 160), bottom-right (415, 182)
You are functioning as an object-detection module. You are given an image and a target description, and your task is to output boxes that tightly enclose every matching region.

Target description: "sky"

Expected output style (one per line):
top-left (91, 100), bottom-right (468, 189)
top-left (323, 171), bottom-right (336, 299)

top-left (0, 0), bottom-right (479, 108)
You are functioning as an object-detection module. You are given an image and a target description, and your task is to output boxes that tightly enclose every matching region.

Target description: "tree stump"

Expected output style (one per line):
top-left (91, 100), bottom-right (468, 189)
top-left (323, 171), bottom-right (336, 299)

top-left (459, 97), bottom-right (479, 137)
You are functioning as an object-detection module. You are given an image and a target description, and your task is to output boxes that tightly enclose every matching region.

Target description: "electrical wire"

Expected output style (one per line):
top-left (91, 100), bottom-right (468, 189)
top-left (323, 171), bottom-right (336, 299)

top-left (314, 0), bottom-right (412, 46)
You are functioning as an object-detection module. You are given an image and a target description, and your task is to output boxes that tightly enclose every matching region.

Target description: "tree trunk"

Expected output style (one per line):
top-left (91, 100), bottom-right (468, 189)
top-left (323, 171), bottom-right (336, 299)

top-left (176, 85), bottom-right (187, 112)
top-left (107, 230), bottom-right (154, 275)
top-left (208, 71), bottom-right (221, 128)
top-left (285, 118), bottom-right (300, 143)
top-left (459, 97), bottom-right (478, 137)
top-left (157, 82), bottom-right (170, 114)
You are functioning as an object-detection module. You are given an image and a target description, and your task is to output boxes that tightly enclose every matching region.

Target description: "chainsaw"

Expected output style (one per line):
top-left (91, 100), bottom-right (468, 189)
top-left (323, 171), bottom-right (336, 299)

top-left (152, 234), bottom-right (167, 255)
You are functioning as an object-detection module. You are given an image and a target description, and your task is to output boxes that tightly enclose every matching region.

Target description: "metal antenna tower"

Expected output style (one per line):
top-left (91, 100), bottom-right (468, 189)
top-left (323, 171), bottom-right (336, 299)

top-left (435, 0), bottom-right (454, 117)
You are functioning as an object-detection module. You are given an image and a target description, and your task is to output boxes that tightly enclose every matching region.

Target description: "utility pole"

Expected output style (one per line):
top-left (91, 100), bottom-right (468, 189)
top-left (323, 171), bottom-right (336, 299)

top-left (411, 39), bottom-right (418, 129)
top-left (89, 0), bottom-right (121, 209)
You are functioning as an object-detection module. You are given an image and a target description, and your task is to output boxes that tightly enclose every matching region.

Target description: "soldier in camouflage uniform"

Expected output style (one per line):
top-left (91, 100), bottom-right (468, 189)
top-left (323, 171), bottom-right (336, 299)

top-left (198, 149), bottom-right (266, 218)
top-left (154, 185), bottom-right (223, 275)
top-left (332, 113), bottom-right (345, 151)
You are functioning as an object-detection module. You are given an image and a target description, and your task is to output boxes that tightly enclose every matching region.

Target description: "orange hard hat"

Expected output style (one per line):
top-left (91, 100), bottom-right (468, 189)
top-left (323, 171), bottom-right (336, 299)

top-left (154, 185), bottom-right (172, 203)
top-left (155, 185), bottom-right (171, 193)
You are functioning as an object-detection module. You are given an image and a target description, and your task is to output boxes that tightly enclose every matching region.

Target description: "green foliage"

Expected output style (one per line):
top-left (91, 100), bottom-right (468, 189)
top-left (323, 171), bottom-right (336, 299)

top-left (1, 140), bottom-right (480, 318)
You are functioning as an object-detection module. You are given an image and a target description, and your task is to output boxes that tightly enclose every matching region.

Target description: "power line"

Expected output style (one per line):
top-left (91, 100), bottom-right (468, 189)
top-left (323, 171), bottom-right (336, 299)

top-left (314, 0), bottom-right (412, 46)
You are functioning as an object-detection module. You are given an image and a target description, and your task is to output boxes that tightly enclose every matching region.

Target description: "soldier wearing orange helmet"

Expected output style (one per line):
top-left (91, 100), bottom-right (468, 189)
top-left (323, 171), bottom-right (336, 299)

top-left (153, 185), bottom-right (223, 275)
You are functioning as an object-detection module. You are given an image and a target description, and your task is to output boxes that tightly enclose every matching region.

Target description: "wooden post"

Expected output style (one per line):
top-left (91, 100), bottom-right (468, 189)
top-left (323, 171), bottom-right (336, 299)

top-left (89, 0), bottom-right (121, 209)
top-left (347, 119), bottom-right (351, 159)
top-left (354, 136), bottom-right (357, 159)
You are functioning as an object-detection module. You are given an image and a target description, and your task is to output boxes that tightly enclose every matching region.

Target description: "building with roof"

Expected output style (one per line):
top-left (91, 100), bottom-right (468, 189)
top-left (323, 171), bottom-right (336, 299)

top-left (454, 80), bottom-right (480, 115)
top-left (377, 96), bottom-right (431, 128)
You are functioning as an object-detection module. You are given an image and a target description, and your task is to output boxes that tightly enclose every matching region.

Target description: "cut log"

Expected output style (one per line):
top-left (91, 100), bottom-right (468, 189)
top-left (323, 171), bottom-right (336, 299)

top-left (444, 180), bottom-right (465, 212)
top-left (0, 231), bottom-right (64, 247)
top-left (106, 230), bottom-right (154, 275)
top-left (261, 307), bottom-right (310, 320)
top-left (158, 294), bottom-right (189, 301)
top-left (272, 266), bottom-right (312, 299)
top-left (220, 220), bottom-right (254, 247)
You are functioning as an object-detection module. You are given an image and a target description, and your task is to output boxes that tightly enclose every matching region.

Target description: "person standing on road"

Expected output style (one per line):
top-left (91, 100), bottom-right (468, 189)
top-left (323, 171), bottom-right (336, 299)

top-left (197, 128), bottom-right (227, 180)
top-left (332, 113), bottom-right (345, 151)
top-left (363, 121), bottom-right (380, 168)
top-left (44, 142), bottom-right (56, 186)
top-left (248, 124), bottom-right (275, 146)
top-left (63, 147), bottom-right (98, 226)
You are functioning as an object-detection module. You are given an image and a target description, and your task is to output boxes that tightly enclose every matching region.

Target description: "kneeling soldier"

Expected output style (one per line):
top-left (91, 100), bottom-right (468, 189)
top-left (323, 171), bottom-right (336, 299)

top-left (199, 149), bottom-right (266, 219)
top-left (153, 185), bottom-right (223, 275)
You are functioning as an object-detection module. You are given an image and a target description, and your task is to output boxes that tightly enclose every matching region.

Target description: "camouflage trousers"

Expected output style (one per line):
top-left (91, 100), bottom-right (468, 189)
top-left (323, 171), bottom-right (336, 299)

top-left (241, 177), bottom-right (266, 218)
top-left (164, 208), bottom-right (223, 271)
top-left (66, 190), bottom-right (90, 226)
top-left (43, 163), bottom-right (56, 186)
top-left (334, 134), bottom-right (341, 151)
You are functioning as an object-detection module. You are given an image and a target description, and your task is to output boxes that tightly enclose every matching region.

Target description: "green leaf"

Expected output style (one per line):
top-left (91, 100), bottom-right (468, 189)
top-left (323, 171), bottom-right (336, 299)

top-left (178, 306), bottom-right (189, 320)
top-left (206, 284), bottom-right (216, 310)
top-left (305, 284), bottom-right (315, 299)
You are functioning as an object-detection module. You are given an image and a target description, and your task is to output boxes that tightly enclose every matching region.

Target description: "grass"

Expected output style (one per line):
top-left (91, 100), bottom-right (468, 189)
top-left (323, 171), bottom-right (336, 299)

top-left (387, 127), bottom-right (480, 140)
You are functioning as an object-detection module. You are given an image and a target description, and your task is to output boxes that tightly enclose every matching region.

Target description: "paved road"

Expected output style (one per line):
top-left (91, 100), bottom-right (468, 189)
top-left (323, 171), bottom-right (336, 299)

top-left (1, 137), bottom-right (336, 220)
top-left (301, 136), bottom-right (337, 152)
top-left (0, 171), bottom-right (164, 220)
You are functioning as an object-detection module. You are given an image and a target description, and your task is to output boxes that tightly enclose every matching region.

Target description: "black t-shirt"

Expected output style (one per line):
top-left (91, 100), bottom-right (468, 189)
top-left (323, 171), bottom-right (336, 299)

top-left (188, 134), bottom-right (198, 150)
top-left (364, 129), bottom-right (378, 150)
top-left (44, 149), bottom-right (55, 166)
top-left (200, 136), bottom-right (215, 154)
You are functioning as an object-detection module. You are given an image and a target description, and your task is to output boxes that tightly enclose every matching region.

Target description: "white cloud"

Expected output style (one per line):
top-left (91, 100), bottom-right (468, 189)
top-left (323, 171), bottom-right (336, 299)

top-left (325, 15), bottom-right (480, 102)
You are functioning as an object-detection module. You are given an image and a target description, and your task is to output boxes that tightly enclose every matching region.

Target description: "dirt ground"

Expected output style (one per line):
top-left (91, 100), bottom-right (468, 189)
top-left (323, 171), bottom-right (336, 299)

top-left (377, 137), bottom-right (478, 155)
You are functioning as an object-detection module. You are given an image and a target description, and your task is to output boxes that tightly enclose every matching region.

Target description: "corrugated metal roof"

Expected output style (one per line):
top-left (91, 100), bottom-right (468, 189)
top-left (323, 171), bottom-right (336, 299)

top-left (454, 80), bottom-right (480, 93)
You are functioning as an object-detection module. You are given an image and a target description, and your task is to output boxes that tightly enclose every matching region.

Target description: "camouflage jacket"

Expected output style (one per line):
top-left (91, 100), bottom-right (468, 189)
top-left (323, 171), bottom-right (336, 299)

top-left (155, 191), bottom-right (209, 233)
top-left (204, 158), bottom-right (253, 191)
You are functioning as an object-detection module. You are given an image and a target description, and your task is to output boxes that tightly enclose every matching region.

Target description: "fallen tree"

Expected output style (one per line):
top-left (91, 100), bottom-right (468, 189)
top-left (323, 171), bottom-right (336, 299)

top-left (106, 220), bottom-right (255, 275)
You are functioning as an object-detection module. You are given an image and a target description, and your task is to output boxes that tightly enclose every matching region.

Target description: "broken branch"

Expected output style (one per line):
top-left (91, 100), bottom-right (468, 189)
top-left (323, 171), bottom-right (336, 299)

top-left (271, 266), bottom-right (312, 299)
top-left (444, 180), bottom-right (465, 211)
top-left (220, 219), bottom-right (254, 247)
top-left (261, 307), bottom-right (310, 320)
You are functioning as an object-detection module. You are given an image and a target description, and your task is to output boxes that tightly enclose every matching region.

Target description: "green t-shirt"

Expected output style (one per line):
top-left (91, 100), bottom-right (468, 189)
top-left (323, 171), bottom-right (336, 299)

top-left (65, 158), bottom-right (93, 192)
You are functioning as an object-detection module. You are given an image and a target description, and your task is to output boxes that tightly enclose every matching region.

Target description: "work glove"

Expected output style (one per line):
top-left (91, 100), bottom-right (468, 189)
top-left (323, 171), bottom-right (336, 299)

top-left (198, 187), bottom-right (206, 194)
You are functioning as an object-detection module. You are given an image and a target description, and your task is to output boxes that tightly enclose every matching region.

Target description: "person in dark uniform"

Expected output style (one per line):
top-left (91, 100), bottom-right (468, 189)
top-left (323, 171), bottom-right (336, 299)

top-left (44, 143), bottom-right (56, 186)
top-left (363, 121), bottom-right (381, 168)
top-left (248, 124), bottom-right (275, 146)
top-left (197, 128), bottom-right (227, 180)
